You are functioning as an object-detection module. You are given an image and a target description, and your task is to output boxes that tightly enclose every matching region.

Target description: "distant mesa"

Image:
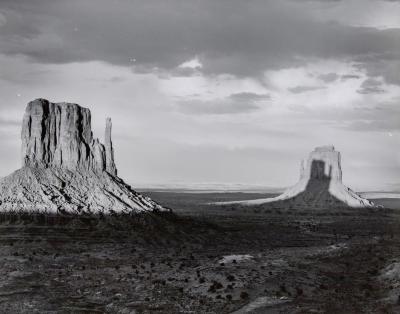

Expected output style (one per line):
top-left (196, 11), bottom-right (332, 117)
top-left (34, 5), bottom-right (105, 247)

top-left (0, 98), bottom-right (167, 214)
top-left (218, 146), bottom-right (374, 209)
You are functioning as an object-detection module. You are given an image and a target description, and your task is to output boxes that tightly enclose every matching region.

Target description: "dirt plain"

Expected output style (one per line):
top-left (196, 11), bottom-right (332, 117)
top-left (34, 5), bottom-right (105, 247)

top-left (0, 192), bottom-right (399, 314)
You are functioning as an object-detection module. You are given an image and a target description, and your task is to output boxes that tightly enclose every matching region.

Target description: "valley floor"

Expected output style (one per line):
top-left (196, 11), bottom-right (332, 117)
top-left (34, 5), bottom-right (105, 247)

top-left (0, 192), bottom-right (400, 313)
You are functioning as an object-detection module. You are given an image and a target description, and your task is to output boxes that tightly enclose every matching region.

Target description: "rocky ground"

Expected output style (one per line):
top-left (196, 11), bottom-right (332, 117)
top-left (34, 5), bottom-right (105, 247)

top-left (0, 193), bottom-right (400, 313)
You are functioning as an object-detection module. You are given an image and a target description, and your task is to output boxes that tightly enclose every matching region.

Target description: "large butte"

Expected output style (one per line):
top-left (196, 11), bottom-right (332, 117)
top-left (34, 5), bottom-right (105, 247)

top-left (0, 98), bottom-right (168, 214)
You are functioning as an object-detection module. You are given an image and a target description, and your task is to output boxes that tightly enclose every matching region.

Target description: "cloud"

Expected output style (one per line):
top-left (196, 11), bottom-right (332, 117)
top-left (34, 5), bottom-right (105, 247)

top-left (347, 101), bottom-right (400, 131)
top-left (0, 0), bottom-right (399, 83)
top-left (177, 92), bottom-right (269, 115)
top-left (0, 12), bottom-right (7, 27)
top-left (300, 0), bottom-right (400, 30)
top-left (108, 76), bottom-right (126, 83)
top-left (289, 0), bottom-right (342, 3)
top-left (229, 92), bottom-right (270, 102)
top-left (357, 78), bottom-right (385, 94)
top-left (293, 97), bottom-right (400, 132)
top-left (179, 57), bottom-right (203, 70)
top-left (318, 72), bottom-right (339, 83)
top-left (354, 52), bottom-right (400, 86)
top-left (341, 74), bottom-right (361, 80)
top-left (260, 59), bottom-right (400, 135)
top-left (350, 119), bottom-right (400, 131)
top-left (288, 85), bottom-right (326, 93)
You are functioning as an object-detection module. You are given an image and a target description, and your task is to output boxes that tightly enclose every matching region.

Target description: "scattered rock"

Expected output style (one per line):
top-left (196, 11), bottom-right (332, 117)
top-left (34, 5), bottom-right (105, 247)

top-left (219, 255), bottom-right (254, 264)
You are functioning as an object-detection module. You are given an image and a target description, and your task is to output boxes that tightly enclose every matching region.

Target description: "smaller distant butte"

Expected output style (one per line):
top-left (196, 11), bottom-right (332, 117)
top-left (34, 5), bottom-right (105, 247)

top-left (217, 146), bottom-right (375, 209)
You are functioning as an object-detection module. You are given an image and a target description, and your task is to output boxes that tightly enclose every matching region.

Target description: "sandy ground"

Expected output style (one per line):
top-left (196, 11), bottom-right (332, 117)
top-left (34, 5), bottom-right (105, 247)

top-left (0, 192), bottom-right (400, 313)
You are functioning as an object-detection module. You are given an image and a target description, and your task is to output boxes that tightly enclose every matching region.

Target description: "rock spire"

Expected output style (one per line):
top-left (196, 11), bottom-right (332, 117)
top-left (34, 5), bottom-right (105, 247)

top-left (105, 117), bottom-right (117, 176)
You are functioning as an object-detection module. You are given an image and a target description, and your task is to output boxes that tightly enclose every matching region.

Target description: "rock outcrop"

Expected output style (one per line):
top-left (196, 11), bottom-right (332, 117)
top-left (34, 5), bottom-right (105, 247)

top-left (21, 99), bottom-right (117, 174)
top-left (0, 99), bottom-right (167, 214)
top-left (218, 146), bottom-right (374, 209)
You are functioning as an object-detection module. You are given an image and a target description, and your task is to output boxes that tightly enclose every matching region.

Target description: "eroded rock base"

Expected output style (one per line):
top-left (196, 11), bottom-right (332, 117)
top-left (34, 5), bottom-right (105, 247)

top-left (0, 167), bottom-right (164, 214)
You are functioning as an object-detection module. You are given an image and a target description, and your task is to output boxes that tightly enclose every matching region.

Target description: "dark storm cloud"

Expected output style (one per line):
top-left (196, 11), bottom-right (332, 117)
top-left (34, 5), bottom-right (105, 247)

top-left (0, 0), bottom-right (399, 82)
top-left (318, 73), bottom-right (339, 83)
top-left (290, 0), bottom-right (342, 2)
top-left (357, 78), bottom-right (385, 94)
top-left (288, 86), bottom-right (326, 94)
top-left (341, 74), bottom-right (361, 80)
top-left (178, 92), bottom-right (269, 115)
top-left (354, 52), bottom-right (400, 86)
top-left (229, 92), bottom-right (271, 102)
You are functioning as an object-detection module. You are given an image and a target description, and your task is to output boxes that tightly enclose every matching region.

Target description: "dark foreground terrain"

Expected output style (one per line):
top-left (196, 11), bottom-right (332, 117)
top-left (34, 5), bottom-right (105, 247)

top-left (1, 192), bottom-right (400, 313)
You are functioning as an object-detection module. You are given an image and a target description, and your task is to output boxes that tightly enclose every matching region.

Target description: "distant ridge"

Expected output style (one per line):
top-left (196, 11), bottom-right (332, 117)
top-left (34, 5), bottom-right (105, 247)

top-left (360, 192), bottom-right (400, 199)
top-left (136, 183), bottom-right (284, 194)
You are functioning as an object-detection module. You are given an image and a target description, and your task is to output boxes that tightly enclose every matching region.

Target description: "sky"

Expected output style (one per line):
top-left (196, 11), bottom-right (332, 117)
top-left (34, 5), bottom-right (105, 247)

top-left (0, 0), bottom-right (399, 191)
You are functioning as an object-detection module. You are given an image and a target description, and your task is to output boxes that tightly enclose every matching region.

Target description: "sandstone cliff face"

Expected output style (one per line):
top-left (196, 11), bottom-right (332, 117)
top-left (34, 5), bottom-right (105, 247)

top-left (21, 99), bottom-right (117, 175)
top-left (0, 98), bottom-right (167, 214)
top-left (300, 146), bottom-right (342, 181)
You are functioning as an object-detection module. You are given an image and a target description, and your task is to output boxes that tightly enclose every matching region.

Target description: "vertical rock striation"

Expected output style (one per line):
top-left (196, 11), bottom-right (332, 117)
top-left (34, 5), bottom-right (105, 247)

top-left (21, 98), bottom-right (117, 175)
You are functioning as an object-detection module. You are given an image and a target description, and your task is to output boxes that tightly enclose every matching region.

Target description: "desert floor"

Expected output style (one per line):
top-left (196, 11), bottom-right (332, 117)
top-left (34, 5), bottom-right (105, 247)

top-left (0, 192), bottom-right (399, 313)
